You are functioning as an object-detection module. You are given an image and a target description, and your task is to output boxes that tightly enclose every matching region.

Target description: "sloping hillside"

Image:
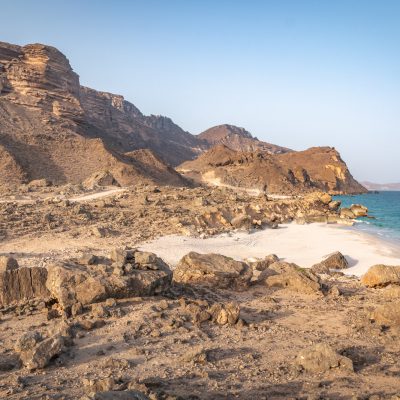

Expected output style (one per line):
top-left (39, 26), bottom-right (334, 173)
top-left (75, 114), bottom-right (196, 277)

top-left (198, 124), bottom-right (291, 154)
top-left (179, 145), bottom-right (367, 195)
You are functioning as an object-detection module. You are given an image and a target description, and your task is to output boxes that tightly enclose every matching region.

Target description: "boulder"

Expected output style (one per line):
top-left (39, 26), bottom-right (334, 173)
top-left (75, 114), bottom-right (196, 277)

top-left (296, 343), bottom-right (353, 373)
top-left (18, 333), bottom-right (66, 370)
top-left (370, 302), bottom-right (400, 327)
top-left (328, 200), bottom-right (341, 211)
top-left (173, 252), bottom-right (252, 290)
top-left (230, 214), bottom-right (252, 230)
top-left (340, 208), bottom-right (355, 219)
top-left (305, 192), bottom-right (332, 205)
top-left (248, 254), bottom-right (279, 271)
top-left (311, 252), bottom-right (348, 274)
top-left (0, 266), bottom-right (50, 307)
top-left (259, 262), bottom-right (321, 295)
top-left (15, 332), bottom-right (43, 353)
top-left (361, 265), bottom-right (400, 288)
top-left (350, 204), bottom-right (368, 217)
top-left (209, 302), bottom-right (240, 325)
top-left (46, 256), bottom-right (172, 309)
top-left (134, 251), bottom-right (158, 267)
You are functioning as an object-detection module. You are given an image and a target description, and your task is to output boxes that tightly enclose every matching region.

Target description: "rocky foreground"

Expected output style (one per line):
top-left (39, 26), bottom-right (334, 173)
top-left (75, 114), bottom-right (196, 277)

top-left (1, 245), bottom-right (400, 399)
top-left (0, 183), bottom-right (399, 399)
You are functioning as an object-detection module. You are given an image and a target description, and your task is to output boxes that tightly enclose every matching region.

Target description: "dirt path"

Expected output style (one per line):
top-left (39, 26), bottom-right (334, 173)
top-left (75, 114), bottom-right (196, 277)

top-left (0, 187), bottom-right (127, 205)
top-left (68, 187), bottom-right (127, 202)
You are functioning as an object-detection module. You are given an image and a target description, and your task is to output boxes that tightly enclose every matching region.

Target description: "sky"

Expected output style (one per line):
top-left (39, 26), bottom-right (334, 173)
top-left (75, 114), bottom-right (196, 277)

top-left (1, 0), bottom-right (400, 182)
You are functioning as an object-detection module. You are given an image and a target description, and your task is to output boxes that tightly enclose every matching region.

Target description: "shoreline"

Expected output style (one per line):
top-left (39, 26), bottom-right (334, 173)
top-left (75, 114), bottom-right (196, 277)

top-left (139, 222), bottom-right (400, 276)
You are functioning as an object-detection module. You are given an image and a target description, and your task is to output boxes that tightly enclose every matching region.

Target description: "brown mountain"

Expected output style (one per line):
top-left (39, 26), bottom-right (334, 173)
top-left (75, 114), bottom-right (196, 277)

top-left (178, 145), bottom-right (367, 195)
top-left (0, 40), bottom-right (365, 194)
top-left (198, 124), bottom-right (291, 154)
top-left (0, 41), bottom-right (196, 187)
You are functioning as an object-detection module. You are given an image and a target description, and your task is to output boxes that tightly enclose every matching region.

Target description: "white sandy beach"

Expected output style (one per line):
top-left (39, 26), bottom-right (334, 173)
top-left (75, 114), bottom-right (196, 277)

top-left (139, 223), bottom-right (400, 276)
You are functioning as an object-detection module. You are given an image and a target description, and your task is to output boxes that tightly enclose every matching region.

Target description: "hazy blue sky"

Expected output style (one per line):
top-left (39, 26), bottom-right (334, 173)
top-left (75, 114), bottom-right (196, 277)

top-left (1, 0), bottom-right (399, 182)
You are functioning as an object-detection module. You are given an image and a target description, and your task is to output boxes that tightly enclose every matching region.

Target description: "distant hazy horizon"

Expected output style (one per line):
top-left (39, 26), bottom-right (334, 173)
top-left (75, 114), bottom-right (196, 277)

top-left (1, 0), bottom-right (399, 183)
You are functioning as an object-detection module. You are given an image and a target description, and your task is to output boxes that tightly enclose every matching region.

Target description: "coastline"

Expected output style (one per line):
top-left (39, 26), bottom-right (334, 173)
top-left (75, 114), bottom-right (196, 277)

top-left (139, 222), bottom-right (400, 276)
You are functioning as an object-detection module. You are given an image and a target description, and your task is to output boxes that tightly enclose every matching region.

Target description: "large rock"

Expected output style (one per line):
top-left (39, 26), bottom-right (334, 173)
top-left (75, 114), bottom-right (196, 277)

top-left (173, 252), bottom-right (252, 290)
top-left (209, 302), bottom-right (240, 325)
top-left (259, 262), bottom-right (321, 295)
top-left (361, 265), bottom-right (400, 288)
top-left (311, 251), bottom-right (348, 274)
top-left (46, 252), bottom-right (172, 309)
top-left (18, 333), bottom-right (65, 370)
top-left (0, 265), bottom-right (50, 307)
top-left (350, 204), bottom-right (368, 217)
top-left (370, 302), bottom-right (400, 327)
top-left (296, 343), bottom-right (353, 373)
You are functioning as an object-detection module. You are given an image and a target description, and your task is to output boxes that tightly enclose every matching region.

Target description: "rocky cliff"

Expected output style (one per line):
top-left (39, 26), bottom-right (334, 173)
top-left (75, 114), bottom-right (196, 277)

top-left (178, 145), bottom-right (367, 195)
top-left (0, 40), bottom-right (365, 194)
top-left (0, 41), bottom-right (192, 187)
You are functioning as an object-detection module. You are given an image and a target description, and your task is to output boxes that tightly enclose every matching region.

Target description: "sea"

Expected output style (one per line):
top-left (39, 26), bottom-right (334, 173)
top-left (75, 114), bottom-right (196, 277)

top-left (335, 191), bottom-right (400, 243)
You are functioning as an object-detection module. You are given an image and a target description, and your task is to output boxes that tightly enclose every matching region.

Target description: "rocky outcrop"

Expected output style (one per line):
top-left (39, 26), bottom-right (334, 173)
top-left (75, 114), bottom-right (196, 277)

top-left (173, 252), bottom-right (252, 290)
top-left (361, 265), bottom-right (400, 287)
top-left (311, 252), bottom-right (349, 274)
top-left (197, 124), bottom-right (291, 154)
top-left (350, 204), bottom-right (368, 217)
top-left (46, 250), bottom-right (172, 309)
top-left (259, 262), bottom-right (321, 295)
top-left (370, 302), bottom-right (400, 328)
top-left (0, 262), bottom-right (50, 307)
top-left (295, 343), bottom-right (353, 373)
top-left (178, 145), bottom-right (367, 195)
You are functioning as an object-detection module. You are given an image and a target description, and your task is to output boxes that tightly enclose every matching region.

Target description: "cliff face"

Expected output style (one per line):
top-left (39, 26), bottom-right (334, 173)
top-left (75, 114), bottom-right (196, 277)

top-left (0, 40), bottom-right (365, 194)
top-left (79, 87), bottom-right (205, 166)
top-left (0, 41), bottom-right (188, 187)
top-left (178, 145), bottom-right (367, 195)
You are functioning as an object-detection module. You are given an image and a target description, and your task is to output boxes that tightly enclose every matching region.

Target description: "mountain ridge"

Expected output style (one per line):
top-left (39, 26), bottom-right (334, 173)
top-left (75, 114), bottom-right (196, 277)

top-left (0, 40), bottom-right (366, 194)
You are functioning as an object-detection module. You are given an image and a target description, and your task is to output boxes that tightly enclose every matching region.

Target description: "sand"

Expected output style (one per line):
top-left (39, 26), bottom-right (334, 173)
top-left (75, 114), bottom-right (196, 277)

top-left (139, 223), bottom-right (400, 276)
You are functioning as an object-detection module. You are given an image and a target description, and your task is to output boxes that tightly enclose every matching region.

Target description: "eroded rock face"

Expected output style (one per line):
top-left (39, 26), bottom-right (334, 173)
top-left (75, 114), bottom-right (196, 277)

top-left (361, 265), bottom-right (400, 288)
top-left (46, 251), bottom-right (172, 309)
top-left (0, 256), bottom-right (19, 272)
top-left (259, 262), bottom-right (321, 295)
top-left (296, 343), bottom-right (353, 373)
top-left (173, 252), bottom-right (252, 290)
top-left (179, 145), bottom-right (367, 195)
top-left (0, 264), bottom-right (50, 307)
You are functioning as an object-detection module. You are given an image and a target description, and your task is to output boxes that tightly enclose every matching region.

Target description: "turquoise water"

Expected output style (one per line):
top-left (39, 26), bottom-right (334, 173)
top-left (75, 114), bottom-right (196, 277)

top-left (335, 191), bottom-right (400, 242)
